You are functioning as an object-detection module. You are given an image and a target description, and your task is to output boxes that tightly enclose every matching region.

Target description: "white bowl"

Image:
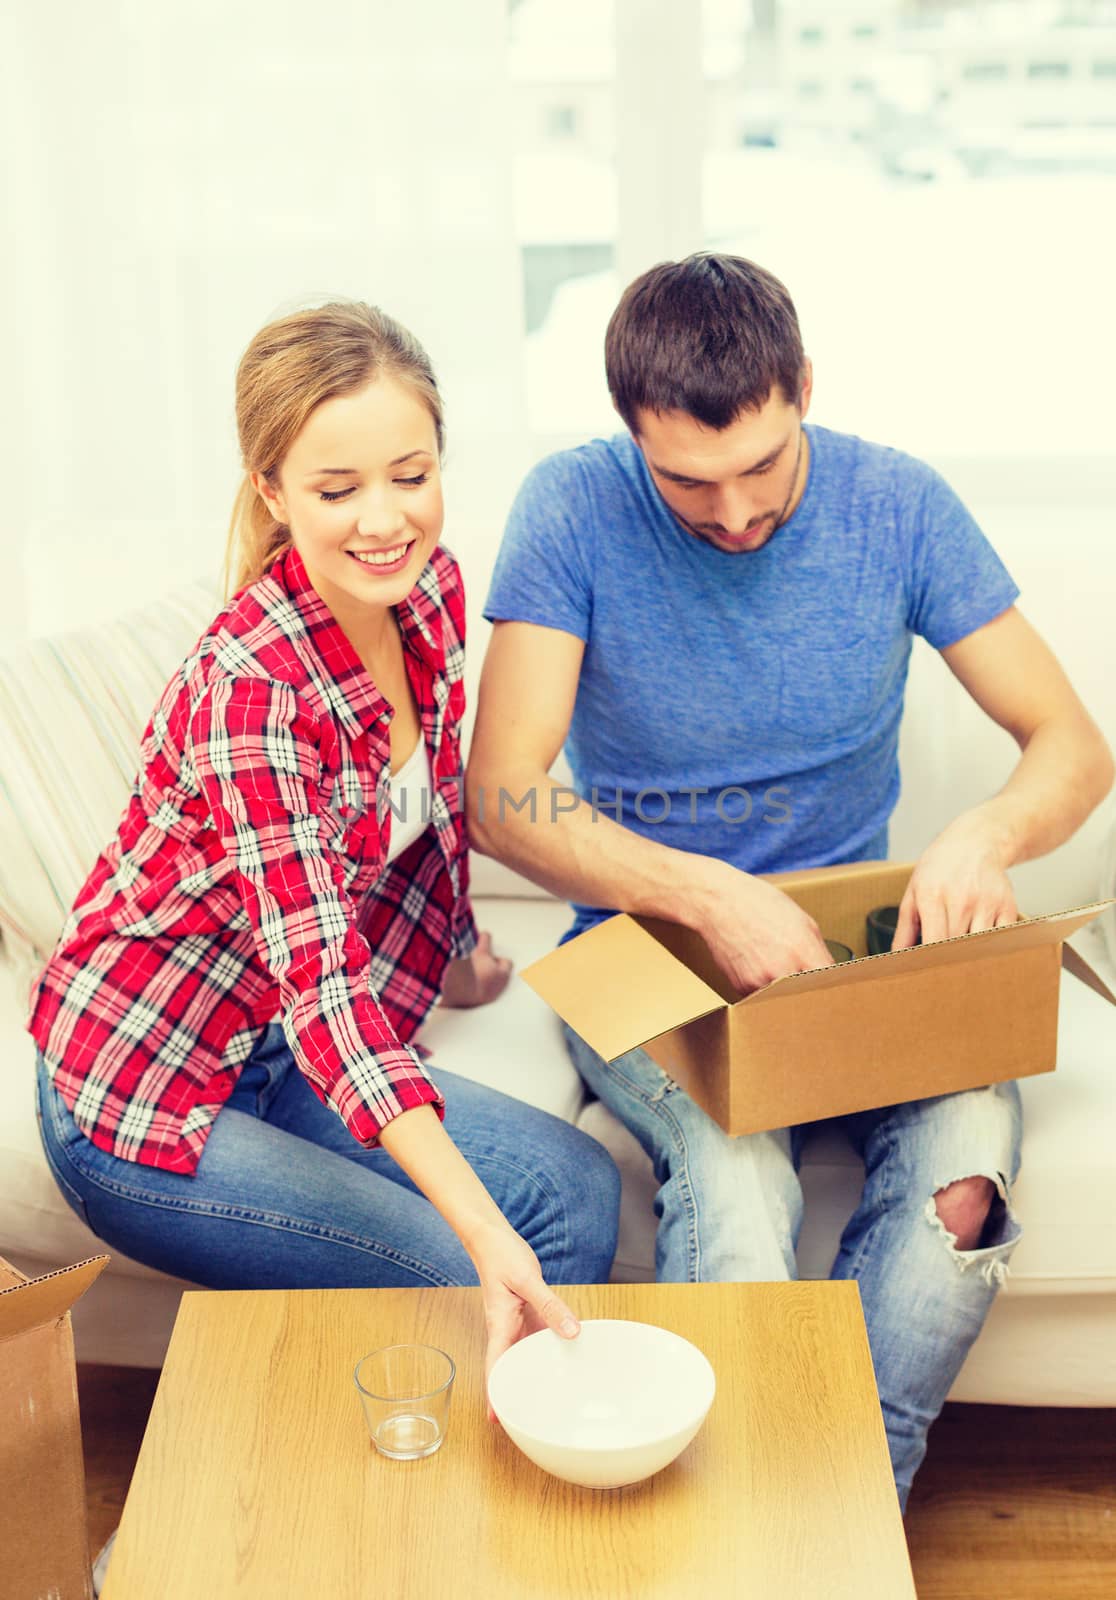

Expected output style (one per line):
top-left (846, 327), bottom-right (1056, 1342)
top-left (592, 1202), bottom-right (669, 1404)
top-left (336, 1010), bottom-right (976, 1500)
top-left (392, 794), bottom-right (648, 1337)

top-left (487, 1319), bottom-right (716, 1489)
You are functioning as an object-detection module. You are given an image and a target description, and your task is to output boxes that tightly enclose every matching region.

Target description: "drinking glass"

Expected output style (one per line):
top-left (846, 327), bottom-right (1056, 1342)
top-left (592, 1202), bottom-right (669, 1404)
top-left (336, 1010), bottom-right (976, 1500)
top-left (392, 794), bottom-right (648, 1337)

top-left (354, 1344), bottom-right (455, 1460)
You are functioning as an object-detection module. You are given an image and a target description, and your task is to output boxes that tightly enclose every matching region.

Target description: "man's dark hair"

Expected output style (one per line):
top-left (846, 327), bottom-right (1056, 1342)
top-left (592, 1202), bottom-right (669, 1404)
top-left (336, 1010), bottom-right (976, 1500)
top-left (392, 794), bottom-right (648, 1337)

top-left (604, 253), bottom-right (806, 433)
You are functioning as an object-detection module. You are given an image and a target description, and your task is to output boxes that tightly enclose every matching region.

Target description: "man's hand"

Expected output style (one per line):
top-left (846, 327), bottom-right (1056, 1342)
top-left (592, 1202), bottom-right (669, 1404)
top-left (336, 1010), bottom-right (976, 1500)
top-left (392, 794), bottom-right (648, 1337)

top-left (893, 809), bottom-right (1020, 950)
top-left (695, 861), bottom-right (834, 994)
top-left (439, 931), bottom-right (513, 1008)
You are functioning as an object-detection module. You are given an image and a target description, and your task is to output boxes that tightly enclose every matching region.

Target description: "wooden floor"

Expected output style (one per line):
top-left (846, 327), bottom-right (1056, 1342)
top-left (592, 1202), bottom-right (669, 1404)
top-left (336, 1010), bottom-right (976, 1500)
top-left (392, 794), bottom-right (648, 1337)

top-left (79, 1365), bottom-right (1115, 1598)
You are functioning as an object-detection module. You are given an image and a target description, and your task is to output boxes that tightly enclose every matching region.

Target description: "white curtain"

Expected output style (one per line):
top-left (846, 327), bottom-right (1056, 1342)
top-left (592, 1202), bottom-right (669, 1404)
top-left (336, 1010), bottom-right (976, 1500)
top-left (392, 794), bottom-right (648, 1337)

top-left (0, 0), bottom-right (529, 643)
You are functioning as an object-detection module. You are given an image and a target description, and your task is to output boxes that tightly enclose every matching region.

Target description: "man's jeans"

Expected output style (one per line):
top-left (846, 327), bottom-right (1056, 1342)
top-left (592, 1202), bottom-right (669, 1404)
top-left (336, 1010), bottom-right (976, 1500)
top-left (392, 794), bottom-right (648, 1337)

top-left (564, 1024), bottom-right (1023, 1511)
top-left (35, 1024), bottom-right (621, 1293)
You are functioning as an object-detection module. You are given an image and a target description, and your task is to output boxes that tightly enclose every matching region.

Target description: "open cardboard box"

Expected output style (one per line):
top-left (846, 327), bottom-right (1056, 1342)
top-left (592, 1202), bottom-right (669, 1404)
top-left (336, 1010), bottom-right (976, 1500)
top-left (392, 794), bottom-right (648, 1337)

top-left (523, 861), bottom-right (1116, 1136)
top-left (1, 1252), bottom-right (110, 1600)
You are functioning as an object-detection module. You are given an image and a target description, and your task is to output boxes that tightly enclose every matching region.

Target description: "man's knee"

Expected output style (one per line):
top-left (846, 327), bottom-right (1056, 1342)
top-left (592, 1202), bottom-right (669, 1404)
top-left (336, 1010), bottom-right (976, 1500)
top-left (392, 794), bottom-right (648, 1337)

top-left (932, 1175), bottom-right (996, 1251)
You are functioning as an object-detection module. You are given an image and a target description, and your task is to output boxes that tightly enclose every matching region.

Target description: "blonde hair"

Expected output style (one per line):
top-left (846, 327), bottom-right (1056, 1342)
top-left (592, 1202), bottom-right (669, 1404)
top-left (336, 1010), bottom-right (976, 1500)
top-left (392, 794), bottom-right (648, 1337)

top-left (225, 301), bottom-right (444, 595)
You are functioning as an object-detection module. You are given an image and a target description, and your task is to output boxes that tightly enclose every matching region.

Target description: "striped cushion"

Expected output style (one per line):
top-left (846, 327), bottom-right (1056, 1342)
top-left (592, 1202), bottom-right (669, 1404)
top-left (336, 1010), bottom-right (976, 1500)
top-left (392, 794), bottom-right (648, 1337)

top-left (0, 581), bottom-right (220, 976)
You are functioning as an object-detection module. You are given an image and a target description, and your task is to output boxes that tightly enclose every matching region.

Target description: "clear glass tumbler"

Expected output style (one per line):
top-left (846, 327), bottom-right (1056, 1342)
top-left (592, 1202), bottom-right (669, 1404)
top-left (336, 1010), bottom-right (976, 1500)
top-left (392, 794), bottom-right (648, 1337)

top-left (354, 1344), bottom-right (456, 1460)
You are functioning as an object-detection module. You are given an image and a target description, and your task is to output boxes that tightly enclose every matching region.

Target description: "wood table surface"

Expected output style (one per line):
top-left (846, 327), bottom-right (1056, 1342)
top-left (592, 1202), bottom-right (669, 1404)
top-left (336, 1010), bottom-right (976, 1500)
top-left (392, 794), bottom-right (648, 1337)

top-left (103, 1281), bottom-right (915, 1599)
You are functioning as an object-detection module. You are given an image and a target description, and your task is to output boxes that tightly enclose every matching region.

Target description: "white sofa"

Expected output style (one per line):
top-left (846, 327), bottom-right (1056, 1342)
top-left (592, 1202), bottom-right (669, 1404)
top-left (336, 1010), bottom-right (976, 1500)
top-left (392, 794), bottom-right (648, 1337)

top-left (2, 581), bottom-right (1116, 1405)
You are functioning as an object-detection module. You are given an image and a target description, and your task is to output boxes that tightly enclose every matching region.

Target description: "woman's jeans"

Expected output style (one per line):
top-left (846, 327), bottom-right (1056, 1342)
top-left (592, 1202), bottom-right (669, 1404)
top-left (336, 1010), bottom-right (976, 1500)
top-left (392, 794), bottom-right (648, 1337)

top-left (35, 1024), bottom-right (620, 1292)
top-left (564, 1025), bottom-right (1024, 1512)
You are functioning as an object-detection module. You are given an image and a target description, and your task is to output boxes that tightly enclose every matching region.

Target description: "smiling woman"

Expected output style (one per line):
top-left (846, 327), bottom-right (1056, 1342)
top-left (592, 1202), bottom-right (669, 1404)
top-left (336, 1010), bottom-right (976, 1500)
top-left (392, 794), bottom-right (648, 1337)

top-left (225, 307), bottom-right (453, 771)
top-left (254, 381), bottom-right (443, 626)
top-left (28, 299), bottom-right (621, 1399)
top-left (225, 303), bottom-right (446, 600)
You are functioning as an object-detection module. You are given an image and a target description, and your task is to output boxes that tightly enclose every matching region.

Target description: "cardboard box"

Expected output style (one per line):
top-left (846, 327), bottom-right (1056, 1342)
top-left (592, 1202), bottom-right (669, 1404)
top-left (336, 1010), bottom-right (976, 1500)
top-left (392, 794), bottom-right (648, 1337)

top-left (1, 1253), bottom-right (110, 1600)
top-left (523, 861), bottom-right (1116, 1137)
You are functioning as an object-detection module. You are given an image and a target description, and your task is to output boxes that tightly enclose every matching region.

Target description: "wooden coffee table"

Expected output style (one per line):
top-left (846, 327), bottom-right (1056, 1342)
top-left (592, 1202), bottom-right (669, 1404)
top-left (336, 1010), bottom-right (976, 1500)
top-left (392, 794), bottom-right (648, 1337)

top-left (102, 1281), bottom-right (914, 1598)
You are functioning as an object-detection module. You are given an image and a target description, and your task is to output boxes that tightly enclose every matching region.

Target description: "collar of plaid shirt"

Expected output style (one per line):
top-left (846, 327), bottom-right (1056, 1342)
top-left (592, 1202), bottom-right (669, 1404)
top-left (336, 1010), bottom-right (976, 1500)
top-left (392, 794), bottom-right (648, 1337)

top-left (279, 544), bottom-right (447, 738)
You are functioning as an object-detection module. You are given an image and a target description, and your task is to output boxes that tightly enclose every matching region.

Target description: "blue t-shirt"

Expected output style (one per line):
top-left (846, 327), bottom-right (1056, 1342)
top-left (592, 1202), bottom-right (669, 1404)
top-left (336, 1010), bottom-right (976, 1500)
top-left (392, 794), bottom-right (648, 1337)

top-left (484, 424), bottom-right (1019, 939)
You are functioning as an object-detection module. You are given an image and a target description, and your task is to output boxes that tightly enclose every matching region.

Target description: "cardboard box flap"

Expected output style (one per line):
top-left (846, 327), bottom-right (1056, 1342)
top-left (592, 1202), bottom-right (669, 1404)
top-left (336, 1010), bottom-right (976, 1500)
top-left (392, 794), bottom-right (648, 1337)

top-left (521, 914), bottom-right (726, 1061)
top-left (0, 1256), bottom-right (26, 1292)
top-left (0, 1254), bottom-right (109, 1343)
top-left (740, 901), bottom-right (1114, 1008)
top-left (1063, 940), bottom-right (1116, 1007)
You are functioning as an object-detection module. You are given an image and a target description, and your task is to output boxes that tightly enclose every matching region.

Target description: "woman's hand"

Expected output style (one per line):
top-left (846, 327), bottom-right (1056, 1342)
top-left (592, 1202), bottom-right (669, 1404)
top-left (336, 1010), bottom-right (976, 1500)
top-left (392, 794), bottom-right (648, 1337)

top-left (439, 931), bottom-right (513, 1008)
top-left (376, 1106), bottom-right (578, 1421)
top-left (466, 1220), bottom-right (580, 1406)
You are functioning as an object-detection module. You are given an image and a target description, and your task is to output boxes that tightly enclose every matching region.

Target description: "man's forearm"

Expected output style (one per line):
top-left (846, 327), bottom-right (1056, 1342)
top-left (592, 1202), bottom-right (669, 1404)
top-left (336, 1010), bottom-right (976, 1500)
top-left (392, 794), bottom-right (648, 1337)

top-left (467, 763), bottom-right (726, 932)
top-left (966, 713), bottom-right (1114, 868)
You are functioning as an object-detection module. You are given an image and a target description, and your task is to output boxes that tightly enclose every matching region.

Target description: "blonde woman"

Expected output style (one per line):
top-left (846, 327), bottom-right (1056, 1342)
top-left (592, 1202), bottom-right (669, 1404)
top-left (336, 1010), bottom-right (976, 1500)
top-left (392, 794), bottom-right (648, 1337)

top-left (31, 301), bottom-right (619, 1374)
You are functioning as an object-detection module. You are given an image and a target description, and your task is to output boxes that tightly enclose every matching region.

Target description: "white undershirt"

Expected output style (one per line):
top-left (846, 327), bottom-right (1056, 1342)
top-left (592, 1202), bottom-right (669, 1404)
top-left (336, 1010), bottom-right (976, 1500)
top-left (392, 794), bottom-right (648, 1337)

top-left (386, 737), bottom-right (433, 863)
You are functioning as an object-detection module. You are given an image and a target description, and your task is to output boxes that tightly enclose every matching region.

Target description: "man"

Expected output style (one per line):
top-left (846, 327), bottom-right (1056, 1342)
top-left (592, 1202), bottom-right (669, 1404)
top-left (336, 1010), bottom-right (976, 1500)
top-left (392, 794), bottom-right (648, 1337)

top-left (466, 253), bottom-right (1113, 1508)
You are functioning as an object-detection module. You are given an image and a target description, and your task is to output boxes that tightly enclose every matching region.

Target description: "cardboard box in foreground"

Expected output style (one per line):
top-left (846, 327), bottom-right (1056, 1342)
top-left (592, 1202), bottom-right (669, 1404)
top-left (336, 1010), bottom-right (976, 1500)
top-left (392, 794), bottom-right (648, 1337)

top-left (523, 861), bottom-right (1116, 1137)
top-left (1, 1253), bottom-right (110, 1600)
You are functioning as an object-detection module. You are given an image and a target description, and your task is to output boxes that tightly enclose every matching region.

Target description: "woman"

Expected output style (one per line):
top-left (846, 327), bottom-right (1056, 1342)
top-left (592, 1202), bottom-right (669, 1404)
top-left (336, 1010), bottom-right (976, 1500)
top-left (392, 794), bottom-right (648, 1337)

top-left (30, 300), bottom-right (620, 1374)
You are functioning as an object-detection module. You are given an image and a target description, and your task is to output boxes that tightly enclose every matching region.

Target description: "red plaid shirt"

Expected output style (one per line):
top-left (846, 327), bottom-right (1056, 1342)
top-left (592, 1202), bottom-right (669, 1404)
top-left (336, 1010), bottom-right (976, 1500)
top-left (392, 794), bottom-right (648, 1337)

top-left (28, 545), bottom-right (477, 1174)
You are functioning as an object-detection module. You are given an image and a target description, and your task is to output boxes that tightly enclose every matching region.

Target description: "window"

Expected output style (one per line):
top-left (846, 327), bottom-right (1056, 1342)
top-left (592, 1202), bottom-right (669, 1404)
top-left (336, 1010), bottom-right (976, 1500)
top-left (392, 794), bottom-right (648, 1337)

top-left (512, 0), bottom-right (617, 433)
top-left (6, 0), bottom-right (1116, 648)
top-left (519, 0), bottom-right (1116, 460)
